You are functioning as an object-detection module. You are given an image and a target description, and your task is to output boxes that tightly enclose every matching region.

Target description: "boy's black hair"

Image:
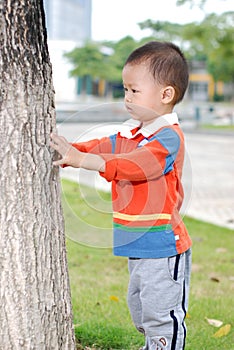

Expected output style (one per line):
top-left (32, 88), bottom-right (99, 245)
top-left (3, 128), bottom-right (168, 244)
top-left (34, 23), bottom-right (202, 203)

top-left (124, 41), bottom-right (189, 104)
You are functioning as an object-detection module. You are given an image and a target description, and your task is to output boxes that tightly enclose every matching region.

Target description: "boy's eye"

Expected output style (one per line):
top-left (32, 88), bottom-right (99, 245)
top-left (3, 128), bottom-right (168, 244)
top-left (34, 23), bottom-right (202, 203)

top-left (123, 87), bottom-right (139, 93)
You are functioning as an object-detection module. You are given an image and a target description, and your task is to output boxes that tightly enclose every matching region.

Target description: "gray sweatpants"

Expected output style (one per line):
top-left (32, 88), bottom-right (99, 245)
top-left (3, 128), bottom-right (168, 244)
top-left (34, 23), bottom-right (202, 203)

top-left (128, 249), bottom-right (191, 350)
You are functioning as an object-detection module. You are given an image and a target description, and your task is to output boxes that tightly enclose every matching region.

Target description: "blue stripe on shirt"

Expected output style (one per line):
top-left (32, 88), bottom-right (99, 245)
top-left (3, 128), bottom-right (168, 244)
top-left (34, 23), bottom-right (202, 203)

top-left (113, 226), bottom-right (178, 258)
top-left (109, 134), bottom-right (117, 153)
top-left (147, 128), bottom-right (181, 174)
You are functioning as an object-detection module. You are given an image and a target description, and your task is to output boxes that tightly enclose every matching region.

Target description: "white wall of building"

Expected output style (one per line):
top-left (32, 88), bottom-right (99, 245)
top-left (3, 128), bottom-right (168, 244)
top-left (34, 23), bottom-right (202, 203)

top-left (48, 40), bottom-right (79, 103)
top-left (44, 0), bottom-right (92, 103)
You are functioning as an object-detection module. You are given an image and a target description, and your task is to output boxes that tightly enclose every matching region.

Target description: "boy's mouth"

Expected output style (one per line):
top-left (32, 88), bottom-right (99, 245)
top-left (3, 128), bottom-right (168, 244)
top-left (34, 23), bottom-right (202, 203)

top-left (125, 104), bottom-right (133, 113)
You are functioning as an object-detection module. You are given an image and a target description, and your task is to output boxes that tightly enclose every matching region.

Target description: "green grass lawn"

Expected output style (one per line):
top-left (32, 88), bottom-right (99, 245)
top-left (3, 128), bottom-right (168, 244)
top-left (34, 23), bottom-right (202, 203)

top-left (62, 179), bottom-right (234, 350)
top-left (201, 124), bottom-right (234, 131)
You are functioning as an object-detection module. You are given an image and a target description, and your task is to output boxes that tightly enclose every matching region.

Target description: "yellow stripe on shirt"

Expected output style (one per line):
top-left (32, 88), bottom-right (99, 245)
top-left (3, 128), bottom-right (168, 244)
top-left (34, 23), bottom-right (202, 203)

top-left (113, 212), bottom-right (171, 222)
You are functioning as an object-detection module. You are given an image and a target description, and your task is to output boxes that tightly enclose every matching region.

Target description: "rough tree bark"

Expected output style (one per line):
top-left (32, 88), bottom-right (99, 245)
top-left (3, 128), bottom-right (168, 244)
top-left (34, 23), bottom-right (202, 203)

top-left (0, 1), bottom-right (76, 349)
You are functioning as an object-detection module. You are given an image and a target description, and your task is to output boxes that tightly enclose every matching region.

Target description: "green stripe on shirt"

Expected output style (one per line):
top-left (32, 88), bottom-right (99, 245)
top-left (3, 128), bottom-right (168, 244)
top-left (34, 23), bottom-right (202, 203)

top-left (113, 223), bottom-right (172, 232)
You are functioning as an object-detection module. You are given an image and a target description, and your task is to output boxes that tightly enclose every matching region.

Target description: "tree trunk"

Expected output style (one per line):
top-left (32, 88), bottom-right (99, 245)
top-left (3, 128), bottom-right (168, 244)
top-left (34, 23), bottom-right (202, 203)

top-left (0, 1), bottom-right (75, 349)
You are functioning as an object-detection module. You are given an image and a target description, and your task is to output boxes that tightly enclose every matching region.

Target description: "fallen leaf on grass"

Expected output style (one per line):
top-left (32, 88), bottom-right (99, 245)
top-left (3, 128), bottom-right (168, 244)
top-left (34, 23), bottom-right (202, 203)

top-left (191, 264), bottom-right (201, 272)
top-left (205, 317), bottom-right (223, 327)
top-left (210, 276), bottom-right (220, 283)
top-left (213, 324), bottom-right (231, 338)
top-left (215, 247), bottom-right (227, 253)
top-left (109, 295), bottom-right (119, 302)
top-left (73, 323), bottom-right (81, 328)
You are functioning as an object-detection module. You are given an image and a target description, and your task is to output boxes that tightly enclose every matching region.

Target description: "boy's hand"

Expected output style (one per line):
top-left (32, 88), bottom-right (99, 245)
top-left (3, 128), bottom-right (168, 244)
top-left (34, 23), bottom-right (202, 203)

top-left (50, 133), bottom-right (106, 172)
top-left (50, 133), bottom-right (83, 167)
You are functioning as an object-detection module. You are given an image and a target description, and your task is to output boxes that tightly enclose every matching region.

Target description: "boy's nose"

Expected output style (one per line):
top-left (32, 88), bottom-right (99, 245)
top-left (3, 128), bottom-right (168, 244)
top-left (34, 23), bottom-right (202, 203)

top-left (125, 93), bottom-right (132, 103)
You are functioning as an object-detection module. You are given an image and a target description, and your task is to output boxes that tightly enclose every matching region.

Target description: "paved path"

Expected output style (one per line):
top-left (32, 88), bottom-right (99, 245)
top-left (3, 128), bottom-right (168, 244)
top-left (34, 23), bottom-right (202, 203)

top-left (57, 122), bottom-right (234, 230)
top-left (183, 131), bottom-right (234, 229)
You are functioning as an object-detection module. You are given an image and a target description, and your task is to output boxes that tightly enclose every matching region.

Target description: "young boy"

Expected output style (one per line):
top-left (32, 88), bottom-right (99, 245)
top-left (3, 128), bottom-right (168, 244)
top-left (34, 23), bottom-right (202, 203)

top-left (50, 41), bottom-right (192, 350)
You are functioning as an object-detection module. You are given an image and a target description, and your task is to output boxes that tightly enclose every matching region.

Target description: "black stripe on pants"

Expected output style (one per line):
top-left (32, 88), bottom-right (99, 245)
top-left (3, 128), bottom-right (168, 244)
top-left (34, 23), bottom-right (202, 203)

top-left (170, 310), bottom-right (178, 350)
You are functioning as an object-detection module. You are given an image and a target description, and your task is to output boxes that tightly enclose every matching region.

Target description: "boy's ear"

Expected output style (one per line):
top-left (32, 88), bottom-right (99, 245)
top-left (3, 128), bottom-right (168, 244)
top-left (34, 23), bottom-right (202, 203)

top-left (161, 86), bottom-right (175, 104)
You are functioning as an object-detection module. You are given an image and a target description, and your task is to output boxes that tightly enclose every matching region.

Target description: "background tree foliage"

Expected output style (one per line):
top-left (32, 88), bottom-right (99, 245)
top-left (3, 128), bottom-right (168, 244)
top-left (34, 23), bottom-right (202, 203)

top-left (139, 11), bottom-right (234, 83)
top-left (64, 37), bottom-right (139, 83)
top-left (194, 12), bottom-right (234, 82)
top-left (64, 41), bottom-right (109, 79)
top-left (64, 0), bottom-right (234, 93)
top-left (106, 36), bottom-right (139, 81)
top-left (176, 0), bottom-right (207, 7)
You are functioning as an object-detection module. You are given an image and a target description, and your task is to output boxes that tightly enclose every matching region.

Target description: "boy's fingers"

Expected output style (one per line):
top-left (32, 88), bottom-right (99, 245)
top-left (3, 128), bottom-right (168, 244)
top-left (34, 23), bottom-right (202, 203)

top-left (53, 160), bottom-right (63, 166)
top-left (50, 134), bottom-right (72, 167)
top-left (51, 132), bottom-right (59, 140)
top-left (50, 138), bottom-right (68, 152)
top-left (52, 154), bottom-right (66, 166)
top-left (51, 133), bottom-right (68, 144)
top-left (49, 140), bottom-right (58, 150)
top-left (50, 134), bottom-right (71, 154)
top-left (50, 133), bottom-right (58, 143)
top-left (50, 134), bottom-right (62, 147)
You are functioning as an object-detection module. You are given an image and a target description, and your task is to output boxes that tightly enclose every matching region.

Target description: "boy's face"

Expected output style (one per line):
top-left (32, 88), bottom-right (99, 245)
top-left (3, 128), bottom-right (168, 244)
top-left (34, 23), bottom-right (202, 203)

top-left (122, 63), bottom-right (173, 125)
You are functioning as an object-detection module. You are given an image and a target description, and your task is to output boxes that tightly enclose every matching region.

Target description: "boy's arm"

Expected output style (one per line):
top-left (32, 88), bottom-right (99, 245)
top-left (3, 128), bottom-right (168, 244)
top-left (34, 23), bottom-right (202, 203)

top-left (72, 136), bottom-right (113, 154)
top-left (50, 133), bottom-right (105, 172)
top-left (50, 127), bottom-right (181, 181)
top-left (99, 128), bottom-right (182, 182)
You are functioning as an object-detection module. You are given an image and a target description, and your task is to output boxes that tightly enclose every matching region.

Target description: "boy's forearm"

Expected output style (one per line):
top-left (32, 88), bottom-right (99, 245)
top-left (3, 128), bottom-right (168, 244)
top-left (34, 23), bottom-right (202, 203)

top-left (79, 152), bottom-right (106, 172)
top-left (65, 146), bottom-right (106, 171)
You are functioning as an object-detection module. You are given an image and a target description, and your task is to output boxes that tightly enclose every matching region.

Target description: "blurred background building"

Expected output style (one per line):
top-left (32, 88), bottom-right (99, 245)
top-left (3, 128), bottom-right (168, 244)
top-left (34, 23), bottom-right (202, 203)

top-left (43, 0), bottom-right (233, 114)
top-left (44, 0), bottom-right (92, 103)
top-left (44, 0), bottom-right (91, 41)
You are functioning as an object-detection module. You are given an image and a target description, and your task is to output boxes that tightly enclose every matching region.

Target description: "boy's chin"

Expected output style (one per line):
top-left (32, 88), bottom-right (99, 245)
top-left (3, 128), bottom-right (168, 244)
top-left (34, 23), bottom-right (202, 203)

top-left (129, 113), bottom-right (141, 121)
top-left (126, 104), bottom-right (159, 121)
top-left (130, 112), bottom-right (159, 123)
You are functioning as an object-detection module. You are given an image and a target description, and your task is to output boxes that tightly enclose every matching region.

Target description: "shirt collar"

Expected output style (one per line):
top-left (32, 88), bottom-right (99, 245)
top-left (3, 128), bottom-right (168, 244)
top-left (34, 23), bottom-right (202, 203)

top-left (119, 112), bottom-right (179, 139)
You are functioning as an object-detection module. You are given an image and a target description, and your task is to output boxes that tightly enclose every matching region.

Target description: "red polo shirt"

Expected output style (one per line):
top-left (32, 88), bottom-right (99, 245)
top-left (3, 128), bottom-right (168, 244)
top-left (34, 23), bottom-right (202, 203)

top-left (72, 113), bottom-right (192, 258)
